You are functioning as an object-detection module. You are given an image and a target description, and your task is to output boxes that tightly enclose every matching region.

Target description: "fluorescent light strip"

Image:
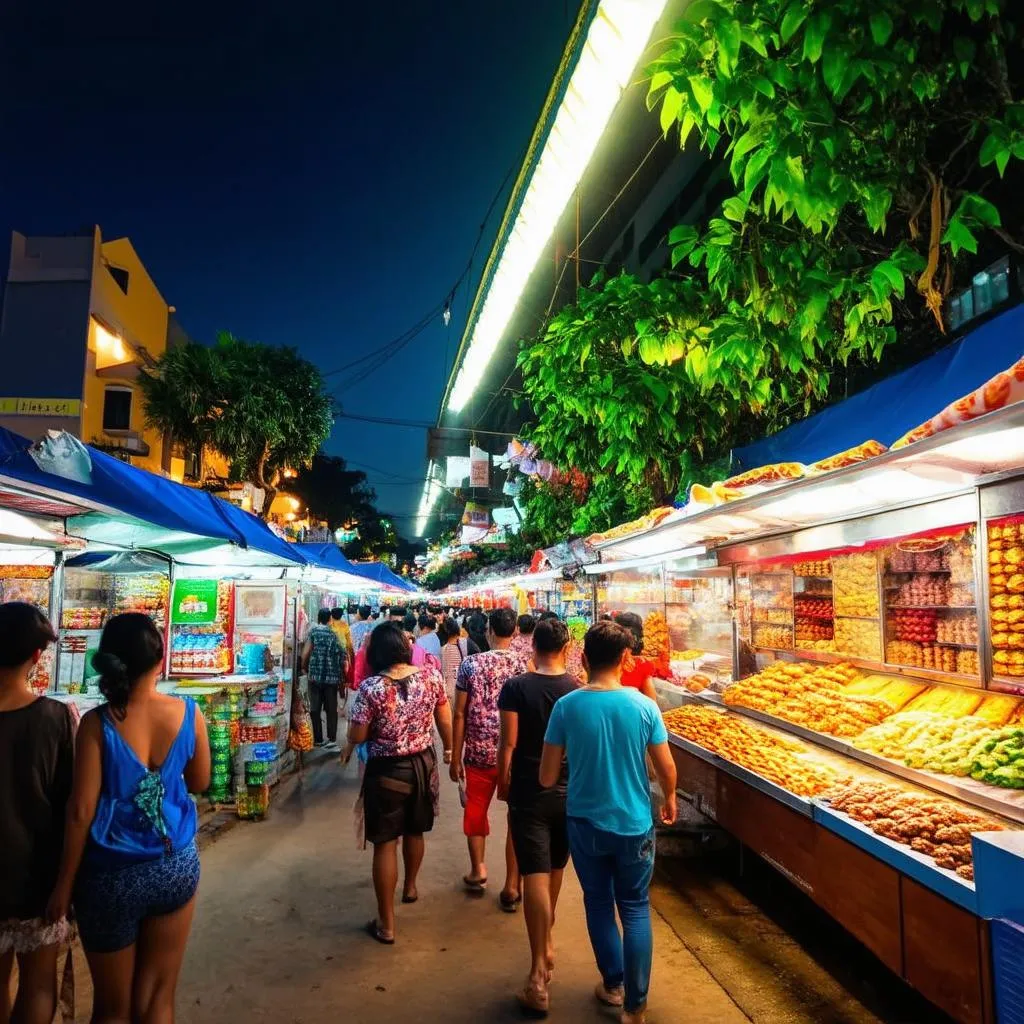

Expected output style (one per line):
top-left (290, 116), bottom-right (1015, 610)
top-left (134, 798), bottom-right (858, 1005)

top-left (414, 461), bottom-right (443, 538)
top-left (445, 0), bottom-right (670, 415)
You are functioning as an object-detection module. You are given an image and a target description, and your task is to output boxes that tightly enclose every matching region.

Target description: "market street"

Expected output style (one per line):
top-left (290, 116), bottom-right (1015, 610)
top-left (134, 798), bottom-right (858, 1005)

top-left (61, 742), bottom-right (944, 1024)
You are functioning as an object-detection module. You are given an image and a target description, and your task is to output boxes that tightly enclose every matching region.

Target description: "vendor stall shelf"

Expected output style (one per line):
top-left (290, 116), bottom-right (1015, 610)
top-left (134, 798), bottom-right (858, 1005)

top-left (0, 562), bottom-right (56, 693)
top-left (168, 579), bottom-right (234, 676)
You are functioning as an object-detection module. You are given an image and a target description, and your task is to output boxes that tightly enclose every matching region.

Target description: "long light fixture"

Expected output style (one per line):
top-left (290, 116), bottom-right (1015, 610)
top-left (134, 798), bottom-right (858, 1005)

top-left (414, 461), bottom-right (443, 537)
top-left (445, 0), bottom-right (670, 415)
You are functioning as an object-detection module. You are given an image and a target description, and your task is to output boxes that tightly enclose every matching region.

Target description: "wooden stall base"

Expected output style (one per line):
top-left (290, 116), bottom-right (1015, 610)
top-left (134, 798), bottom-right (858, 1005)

top-left (902, 877), bottom-right (988, 1024)
top-left (815, 829), bottom-right (903, 975)
top-left (669, 746), bottom-right (994, 1024)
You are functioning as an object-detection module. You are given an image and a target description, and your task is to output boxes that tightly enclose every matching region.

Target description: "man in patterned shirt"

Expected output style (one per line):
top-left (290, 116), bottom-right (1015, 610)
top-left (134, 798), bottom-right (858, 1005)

top-left (450, 607), bottom-right (530, 906)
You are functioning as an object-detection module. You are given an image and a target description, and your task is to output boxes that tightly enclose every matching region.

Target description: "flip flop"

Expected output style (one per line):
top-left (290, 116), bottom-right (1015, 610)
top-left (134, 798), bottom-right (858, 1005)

top-left (463, 875), bottom-right (488, 892)
top-left (516, 983), bottom-right (550, 1019)
top-left (401, 893), bottom-right (418, 904)
top-left (366, 919), bottom-right (395, 945)
top-left (499, 891), bottom-right (523, 913)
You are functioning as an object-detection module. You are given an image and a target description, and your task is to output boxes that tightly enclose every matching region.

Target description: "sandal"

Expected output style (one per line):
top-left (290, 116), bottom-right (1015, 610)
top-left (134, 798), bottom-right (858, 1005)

top-left (365, 919), bottom-right (395, 945)
top-left (499, 891), bottom-right (523, 913)
top-left (595, 982), bottom-right (624, 1008)
top-left (401, 893), bottom-right (418, 904)
top-left (463, 875), bottom-right (488, 892)
top-left (516, 981), bottom-right (549, 1019)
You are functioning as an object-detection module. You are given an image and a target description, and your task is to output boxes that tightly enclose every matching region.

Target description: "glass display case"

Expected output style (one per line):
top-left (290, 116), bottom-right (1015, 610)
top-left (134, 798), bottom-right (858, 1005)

top-left (595, 565), bottom-right (664, 614)
top-left (664, 564), bottom-right (734, 693)
top-left (58, 554), bottom-right (170, 694)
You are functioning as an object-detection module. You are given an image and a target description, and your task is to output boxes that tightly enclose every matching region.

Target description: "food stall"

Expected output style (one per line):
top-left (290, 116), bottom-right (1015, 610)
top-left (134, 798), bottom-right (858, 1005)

top-left (587, 400), bottom-right (1024, 1024)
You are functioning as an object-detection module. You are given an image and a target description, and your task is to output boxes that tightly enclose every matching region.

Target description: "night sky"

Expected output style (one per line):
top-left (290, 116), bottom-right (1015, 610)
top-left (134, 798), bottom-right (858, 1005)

top-left (0, 1), bottom-right (580, 535)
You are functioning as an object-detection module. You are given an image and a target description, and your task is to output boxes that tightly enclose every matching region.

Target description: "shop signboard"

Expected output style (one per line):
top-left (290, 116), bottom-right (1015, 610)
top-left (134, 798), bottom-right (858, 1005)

top-left (234, 582), bottom-right (286, 628)
top-left (171, 579), bottom-right (219, 625)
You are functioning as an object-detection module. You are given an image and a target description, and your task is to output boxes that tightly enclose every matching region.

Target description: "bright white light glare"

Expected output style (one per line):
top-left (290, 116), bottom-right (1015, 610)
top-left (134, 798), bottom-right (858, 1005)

top-left (445, 0), bottom-right (670, 414)
top-left (855, 470), bottom-right (954, 504)
top-left (0, 509), bottom-right (63, 545)
top-left (585, 546), bottom-right (706, 573)
top-left (414, 461), bottom-right (443, 537)
top-left (926, 425), bottom-right (1024, 472)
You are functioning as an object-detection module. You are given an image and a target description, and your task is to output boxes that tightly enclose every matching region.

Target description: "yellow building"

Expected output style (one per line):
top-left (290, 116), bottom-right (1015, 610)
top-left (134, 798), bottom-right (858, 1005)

top-left (0, 226), bottom-right (182, 473)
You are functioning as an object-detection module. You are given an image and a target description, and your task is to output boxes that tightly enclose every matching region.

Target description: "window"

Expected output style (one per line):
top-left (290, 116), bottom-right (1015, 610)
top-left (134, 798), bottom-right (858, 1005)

top-left (102, 387), bottom-right (132, 432)
top-left (105, 264), bottom-right (130, 295)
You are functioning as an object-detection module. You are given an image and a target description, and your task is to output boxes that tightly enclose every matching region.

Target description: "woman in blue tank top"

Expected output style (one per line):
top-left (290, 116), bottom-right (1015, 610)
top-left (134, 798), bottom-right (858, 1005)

top-left (47, 614), bottom-right (210, 1022)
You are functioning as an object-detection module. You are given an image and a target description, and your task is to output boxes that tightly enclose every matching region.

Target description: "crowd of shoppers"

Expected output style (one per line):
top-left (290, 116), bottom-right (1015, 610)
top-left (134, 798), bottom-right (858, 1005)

top-left (345, 603), bottom-right (676, 1024)
top-left (2, 593), bottom-right (674, 1024)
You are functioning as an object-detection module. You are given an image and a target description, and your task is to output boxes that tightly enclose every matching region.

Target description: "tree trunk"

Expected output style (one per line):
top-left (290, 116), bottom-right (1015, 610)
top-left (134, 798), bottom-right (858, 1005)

top-left (255, 444), bottom-right (276, 521)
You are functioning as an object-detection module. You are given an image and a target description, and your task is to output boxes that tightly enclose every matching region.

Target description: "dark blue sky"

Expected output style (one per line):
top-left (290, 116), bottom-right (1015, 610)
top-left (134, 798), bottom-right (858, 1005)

top-left (0, 1), bottom-right (580, 535)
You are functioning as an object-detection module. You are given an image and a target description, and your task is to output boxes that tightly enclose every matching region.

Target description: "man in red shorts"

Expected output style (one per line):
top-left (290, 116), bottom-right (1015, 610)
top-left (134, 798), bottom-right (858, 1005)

top-left (450, 607), bottom-right (529, 907)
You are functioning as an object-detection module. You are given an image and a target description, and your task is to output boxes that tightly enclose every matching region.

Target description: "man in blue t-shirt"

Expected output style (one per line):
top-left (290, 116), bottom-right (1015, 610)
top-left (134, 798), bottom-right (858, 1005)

top-left (541, 620), bottom-right (677, 1024)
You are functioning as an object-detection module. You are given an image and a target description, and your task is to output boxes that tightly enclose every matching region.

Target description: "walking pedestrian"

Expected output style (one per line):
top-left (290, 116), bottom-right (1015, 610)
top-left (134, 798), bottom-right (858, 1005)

top-left (439, 618), bottom-right (478, 704)
top-left (450, 608), bottom-right (529, 904)
top-left (0, 603), bottom-right (73, 1024)
top-left (329, 607), bottom-right (355, 687)
top-left (497, 618), bottom-right (579, 1016)
top-left (349, 604), bottom-right (374, 652)
top-left (48, 613), bottom-right (211, 1024)
top-left (540, 620), bottom-right (677, 1024)
top-left (509, 614), bottom-right (536, 662)
top-left (302, 609), bottom-right (345, 750)
top-left (344, 623), bottom-right (453, 944)
top-left (466, 611), bottom-right (489, 653)
top-left (415, 613), bottom-right (442, 661)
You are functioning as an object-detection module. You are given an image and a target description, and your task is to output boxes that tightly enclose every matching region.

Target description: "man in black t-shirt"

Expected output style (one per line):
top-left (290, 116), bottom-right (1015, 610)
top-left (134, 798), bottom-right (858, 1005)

top-left (497, 618), bottom-right (579, 1016)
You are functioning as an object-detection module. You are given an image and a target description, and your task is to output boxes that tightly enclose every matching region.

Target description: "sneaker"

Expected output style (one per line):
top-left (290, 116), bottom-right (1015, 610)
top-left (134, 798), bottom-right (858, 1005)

top-left (314, 740), bottom-right (327, 748)
top-left (324, 741), bottom-right (341, 752)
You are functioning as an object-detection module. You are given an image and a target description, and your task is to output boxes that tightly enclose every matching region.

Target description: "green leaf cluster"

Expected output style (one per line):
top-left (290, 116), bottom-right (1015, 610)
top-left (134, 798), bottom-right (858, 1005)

top-left (513, 0), bottom-right (1022, 548)
top-left (139, 332), bottom-right (334, 517)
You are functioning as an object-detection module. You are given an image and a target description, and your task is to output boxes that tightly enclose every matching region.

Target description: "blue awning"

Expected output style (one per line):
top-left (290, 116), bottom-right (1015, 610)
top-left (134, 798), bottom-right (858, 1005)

top-left (733, 304), bottom-right (1024, 470)
top-left (348, 560), bottom-right (417, 592)
top-left (0, 428), bottom-right (305, 565)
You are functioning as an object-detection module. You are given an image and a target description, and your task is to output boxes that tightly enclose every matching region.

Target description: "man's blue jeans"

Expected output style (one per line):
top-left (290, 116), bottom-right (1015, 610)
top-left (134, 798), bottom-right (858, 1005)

top-left (567, 816), bottom-right (656, 1013)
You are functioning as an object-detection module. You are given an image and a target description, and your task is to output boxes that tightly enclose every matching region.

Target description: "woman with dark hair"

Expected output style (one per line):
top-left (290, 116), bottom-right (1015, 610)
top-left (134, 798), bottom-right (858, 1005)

top-left (0, 603), bottom-right (71, 1024)
top-left (438, 617), bottom-right (478, 704)
top-left (612, 612), bottom-right (659, 703)
top-left (345, 622), bottom-right (453, 944)
top-left (48, 613), bottom-right (210, 1023)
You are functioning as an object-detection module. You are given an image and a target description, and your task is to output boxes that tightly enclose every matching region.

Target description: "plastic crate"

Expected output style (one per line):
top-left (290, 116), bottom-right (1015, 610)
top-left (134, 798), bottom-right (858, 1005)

top-left (992, 918), bottom-right (1024, 1024)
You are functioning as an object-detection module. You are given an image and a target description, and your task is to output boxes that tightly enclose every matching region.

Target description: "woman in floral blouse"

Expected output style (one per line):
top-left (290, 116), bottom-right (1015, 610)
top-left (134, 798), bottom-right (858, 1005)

top-left (345, 623), bottom-right (453, 944)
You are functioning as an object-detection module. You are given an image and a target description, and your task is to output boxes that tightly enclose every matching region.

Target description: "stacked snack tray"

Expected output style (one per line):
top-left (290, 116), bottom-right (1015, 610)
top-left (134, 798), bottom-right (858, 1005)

top-left (884, 529), bottom-right (979, 677)
top-left (988, 515), bottom-right (1024, 682)
top-left (113, 573), bottom-right (170, 628)
top-left (833, 552), bottom-right (879, 616)
top-left (0, 571), bottom-right (53, 612)
top-left (793, 559), bottom-right (832, 578)
top-left (750, 569), bottom-right (793, 649)
top-left (170, 625), bottom-right (232, 674)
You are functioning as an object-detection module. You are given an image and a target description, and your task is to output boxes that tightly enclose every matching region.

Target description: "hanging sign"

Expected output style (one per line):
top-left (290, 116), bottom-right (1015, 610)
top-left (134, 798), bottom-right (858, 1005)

top-left (470, 446), bottom-right (490, 488)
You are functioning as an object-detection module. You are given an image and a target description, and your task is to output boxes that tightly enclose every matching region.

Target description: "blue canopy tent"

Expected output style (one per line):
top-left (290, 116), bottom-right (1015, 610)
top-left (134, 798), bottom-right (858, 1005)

top-left (291, 543), bottom-right (374, 588)
top-left (0, 428), bottom-right (305, 567)
top-left (348, 560), bottom-right (417, 593)
top-left (733, 304), bottom-right (1024, 470)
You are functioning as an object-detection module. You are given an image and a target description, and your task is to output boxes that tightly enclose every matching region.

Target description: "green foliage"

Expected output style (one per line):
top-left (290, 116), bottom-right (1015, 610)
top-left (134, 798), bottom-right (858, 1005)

top-left (647, 0), bottom-right (1022, 329)
top-left (139, 333), bottom-right (333, 517)
top-left (512, 0), bottom-right (1022, 548)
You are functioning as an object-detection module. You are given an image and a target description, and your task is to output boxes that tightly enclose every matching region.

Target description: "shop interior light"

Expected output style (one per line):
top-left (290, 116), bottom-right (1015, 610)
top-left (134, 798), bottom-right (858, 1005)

top-left (93, 319), bottom-right (128, 363)
top-left (445, 0), bottom-right (670, 415)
